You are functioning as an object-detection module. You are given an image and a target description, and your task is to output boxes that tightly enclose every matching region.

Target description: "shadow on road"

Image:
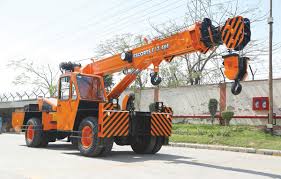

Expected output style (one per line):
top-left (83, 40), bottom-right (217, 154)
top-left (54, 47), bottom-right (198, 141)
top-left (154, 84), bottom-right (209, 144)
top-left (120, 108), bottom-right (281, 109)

top-left (20, 143), bottom-right (77, 151)
top-left (63, 150), bottom-right (281, 179)
top-left (19, 143), bottom-right (281, 179)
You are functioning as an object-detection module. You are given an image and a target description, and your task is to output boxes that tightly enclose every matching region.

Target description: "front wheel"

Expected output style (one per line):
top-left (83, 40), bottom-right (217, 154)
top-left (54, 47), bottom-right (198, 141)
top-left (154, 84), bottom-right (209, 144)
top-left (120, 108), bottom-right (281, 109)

top-left (77, 117), bottom-right (103, 157)
top-left (25, 118), bottom-right (48, 147)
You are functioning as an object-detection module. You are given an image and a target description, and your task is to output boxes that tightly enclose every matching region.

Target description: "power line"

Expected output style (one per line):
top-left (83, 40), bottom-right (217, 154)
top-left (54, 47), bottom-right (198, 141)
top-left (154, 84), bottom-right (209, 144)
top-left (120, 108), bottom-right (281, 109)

top-left (30, 0), bottom-right (95, 34)
top-left (35, 0), bottom-right (156, 43)
top-left (27, 0), bottom-right (188, 63)
top-left (67, 0), bottom-right (187, 44)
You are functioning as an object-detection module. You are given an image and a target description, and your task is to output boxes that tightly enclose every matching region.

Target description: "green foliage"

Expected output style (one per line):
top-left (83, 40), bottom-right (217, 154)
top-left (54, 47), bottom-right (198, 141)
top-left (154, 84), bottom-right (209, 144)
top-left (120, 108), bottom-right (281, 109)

top-left (149, 103), bottom-right (156, 112)
top-left (221, 110), bottom-right (234, 126)
top-left (103, 75), bottom-right (113, 90)
top-left (170, 124), bottom-right (281, 150)
top-left (49, 85), bottom-right (57, 97)
top-left (208, 98), bottom-right (218, 124)
top-left (221, 111), bottom-right (234, 120)
top-left (208, 99), bottom-right (218, 117)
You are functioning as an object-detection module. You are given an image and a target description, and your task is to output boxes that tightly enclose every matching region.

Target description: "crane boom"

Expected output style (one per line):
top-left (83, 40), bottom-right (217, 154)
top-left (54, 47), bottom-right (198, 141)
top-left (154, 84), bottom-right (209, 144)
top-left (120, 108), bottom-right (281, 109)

top-left (76, 16), bottom-right (250, 99)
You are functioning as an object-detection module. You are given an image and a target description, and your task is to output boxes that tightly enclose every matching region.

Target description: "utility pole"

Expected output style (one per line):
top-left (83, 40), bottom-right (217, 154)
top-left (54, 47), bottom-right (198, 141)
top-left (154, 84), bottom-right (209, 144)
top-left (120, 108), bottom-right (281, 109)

top-left (267, 0), bottom-right (274, 133)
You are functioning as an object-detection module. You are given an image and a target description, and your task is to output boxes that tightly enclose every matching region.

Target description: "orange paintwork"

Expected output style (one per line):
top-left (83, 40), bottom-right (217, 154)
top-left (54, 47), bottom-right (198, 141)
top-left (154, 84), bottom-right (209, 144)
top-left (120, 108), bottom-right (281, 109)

top-left (27, 125), bottom-right (34, 141)
top-left (56, 73), bottom-right (81, 131)
top-left (81, 23), bottom-right (207, 76)
top-left (12, 112), bottom-right (25, 132)
top-left (81, 126), bottom-right (93, 148)
top-left (121, 94), bottom-right (130, 110)
top-left (42, 112), bottom-right (57, 130)
top-left (78, 17), bottom-right (246, 99)
top-left (55, 73), bottom-right (106, 131)
top-left (221, 16), bottom-right (245, 49)
top-left (80, 21), bottom-right (209, 99)
top-left (223, 54), bottom-right (239, 80)
top-left (98, 103), bottom-right (129, 137)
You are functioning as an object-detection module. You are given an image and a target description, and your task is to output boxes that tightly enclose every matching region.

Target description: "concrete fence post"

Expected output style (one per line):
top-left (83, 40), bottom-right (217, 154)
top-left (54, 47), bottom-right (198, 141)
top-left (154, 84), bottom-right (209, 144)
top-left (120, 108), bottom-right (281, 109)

top-left (219, 83), bottom-right (226, 112)
top-left (154, 87), bottom-right (159, 102)
top-left (219, 83), bottom-right (226, 125)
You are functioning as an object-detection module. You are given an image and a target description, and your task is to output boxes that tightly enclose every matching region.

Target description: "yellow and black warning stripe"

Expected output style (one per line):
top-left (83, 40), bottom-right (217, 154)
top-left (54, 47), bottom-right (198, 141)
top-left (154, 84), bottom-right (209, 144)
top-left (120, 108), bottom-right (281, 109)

top-left (221, 16), bottom-right (244, 49)
top-left (151, 113), bottom-right (172, 137)
top-left (99, 103), bottom-right (129, 138)
top-left (163, 107), bottom-right (173, 115)
top-left (103, 103), bottom-right (114, 110)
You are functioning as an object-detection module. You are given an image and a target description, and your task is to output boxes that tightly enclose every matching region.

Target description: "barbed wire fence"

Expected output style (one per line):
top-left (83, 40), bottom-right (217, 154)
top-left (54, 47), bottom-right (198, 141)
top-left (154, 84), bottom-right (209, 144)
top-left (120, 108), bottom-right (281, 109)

top-left (0, 89), bottom-right (51, 102)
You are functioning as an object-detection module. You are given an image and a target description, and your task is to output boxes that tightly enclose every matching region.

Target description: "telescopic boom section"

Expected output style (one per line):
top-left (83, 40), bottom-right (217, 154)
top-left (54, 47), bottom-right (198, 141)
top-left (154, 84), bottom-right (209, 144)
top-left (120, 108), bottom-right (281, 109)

top-left (80, 16), bottom-right (250, 99)
top-left (81, 22), bottom-right (208, 75)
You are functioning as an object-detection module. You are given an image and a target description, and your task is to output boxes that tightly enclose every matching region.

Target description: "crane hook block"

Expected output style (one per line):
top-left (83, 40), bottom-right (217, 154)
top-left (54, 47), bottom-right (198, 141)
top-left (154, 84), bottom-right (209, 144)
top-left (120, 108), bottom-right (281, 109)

top-left (231, 80), bottom-right (242, 95)
top-left (223, 53), bottom-right (249, 95)
top-left (221, 16), bottom-right (251, 51)
top-left (150, 72), bottom-right (162, 86)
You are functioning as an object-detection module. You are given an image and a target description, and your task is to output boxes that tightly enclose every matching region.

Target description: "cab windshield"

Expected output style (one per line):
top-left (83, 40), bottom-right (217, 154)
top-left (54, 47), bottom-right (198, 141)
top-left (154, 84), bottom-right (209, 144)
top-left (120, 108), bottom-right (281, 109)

top-left (76, 75), bottom-right (105, 101)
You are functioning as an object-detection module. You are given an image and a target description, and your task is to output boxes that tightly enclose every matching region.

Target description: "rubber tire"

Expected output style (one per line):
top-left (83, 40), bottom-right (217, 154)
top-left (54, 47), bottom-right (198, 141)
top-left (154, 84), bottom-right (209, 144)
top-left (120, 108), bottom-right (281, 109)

top-left (151, 137), bottom-right (163, 154)
top-left (131, 136), bottom-right (163, 154)
top-left (25, 118), bottom-right (45, 148)
top-left (99, 137), bottom-right (114, 156)
top-left (39, 135), bottom-right (49, 147)
top-left (77, 117), bottom-right (103, 157)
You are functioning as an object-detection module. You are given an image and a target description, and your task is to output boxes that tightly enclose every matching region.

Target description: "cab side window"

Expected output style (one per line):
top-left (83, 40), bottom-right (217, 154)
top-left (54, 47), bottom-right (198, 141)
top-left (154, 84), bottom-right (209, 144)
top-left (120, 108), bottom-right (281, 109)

top-left (72, 83), bottom-right (77, 100)
top-left (59, 77), bottom-right (70, 100)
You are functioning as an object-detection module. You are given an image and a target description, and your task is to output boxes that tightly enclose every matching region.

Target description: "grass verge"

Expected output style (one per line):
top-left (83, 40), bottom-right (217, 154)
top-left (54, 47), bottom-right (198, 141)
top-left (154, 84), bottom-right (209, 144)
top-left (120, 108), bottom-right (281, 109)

top-left (170, 124), bottom-right (281, 150)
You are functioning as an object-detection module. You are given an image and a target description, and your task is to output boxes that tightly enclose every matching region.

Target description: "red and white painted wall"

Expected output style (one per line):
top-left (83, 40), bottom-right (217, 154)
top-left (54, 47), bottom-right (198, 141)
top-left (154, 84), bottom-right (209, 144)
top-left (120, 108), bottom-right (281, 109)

top-left (121, 79), bottom-right (281, 127)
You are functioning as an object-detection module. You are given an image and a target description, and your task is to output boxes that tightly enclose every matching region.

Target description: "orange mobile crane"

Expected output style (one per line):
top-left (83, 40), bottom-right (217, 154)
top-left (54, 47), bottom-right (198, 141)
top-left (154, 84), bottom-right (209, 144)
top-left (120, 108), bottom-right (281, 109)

top-left (12, 16), bottom-right (250, 157)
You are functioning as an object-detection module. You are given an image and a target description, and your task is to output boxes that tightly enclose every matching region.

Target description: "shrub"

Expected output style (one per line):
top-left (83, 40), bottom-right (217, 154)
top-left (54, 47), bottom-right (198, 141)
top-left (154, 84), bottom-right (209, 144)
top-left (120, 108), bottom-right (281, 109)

top-left (149, 102), bottom-right (156, 112)
top-left (208, 98), bottom-right (218, 125)
top-left (221, 110), bottom-right (234, 126)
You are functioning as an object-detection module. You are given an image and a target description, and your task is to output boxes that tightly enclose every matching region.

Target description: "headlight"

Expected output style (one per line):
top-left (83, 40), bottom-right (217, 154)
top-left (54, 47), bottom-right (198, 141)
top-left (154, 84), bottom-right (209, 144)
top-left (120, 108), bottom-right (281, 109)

top-left (120, 52), bottom-right (126, 60)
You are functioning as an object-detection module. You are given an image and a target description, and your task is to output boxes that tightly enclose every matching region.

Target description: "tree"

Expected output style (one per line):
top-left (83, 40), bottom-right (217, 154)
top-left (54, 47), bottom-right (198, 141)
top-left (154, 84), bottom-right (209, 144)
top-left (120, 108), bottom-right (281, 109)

top-left (104, 74), bottom-right (114, 91)
top-left (7, 59), bottom-right (59, 97)
top-left (150, 0), bottom-right (270, 87)
top-left (95, 33), bottom-right (149, 89)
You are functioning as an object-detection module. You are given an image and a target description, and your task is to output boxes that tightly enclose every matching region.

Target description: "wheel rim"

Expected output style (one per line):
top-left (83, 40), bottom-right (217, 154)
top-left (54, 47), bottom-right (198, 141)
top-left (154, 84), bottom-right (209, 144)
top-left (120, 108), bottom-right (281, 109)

top-left (81, 126), bottom-right (93, 149)
top-left (27, 124), bottom-right (34, 141)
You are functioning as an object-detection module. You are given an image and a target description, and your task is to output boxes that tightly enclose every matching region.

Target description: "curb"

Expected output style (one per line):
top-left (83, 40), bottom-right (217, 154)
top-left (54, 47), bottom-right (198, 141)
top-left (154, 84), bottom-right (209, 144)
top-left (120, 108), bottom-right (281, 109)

top-left (169, 142), bottom-right (281, 157)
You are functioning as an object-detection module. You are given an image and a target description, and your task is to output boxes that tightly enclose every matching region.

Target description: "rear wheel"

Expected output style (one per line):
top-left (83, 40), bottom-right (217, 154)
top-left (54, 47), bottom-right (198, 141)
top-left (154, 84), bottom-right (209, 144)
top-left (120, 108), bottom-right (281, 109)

top-left (151, 137), bottom-right (163, 154)
top-left (78, 117), bottom-right (103, 157)
top-left (131, 136), bottom-right (163, 154)
top-left (25, 118), bottom-right (47, 147)
top-left (100, 137), bottom-right (114, 156)
top-left (40, 135), bottom-right (49, 147)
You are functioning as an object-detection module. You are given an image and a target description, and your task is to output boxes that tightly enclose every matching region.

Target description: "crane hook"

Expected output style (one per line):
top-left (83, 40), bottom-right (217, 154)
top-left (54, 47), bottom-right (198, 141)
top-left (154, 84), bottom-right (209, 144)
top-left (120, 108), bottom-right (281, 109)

top-left (150, 72), bottom-right (162, 86)
top-left (231, 80), bottom-right (242, 95)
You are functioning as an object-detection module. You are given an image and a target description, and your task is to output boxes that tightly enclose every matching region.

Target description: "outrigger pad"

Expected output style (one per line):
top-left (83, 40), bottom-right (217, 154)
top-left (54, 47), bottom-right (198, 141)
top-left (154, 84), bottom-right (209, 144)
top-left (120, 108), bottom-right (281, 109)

top-left (221, 16), bottom-right (251, 51)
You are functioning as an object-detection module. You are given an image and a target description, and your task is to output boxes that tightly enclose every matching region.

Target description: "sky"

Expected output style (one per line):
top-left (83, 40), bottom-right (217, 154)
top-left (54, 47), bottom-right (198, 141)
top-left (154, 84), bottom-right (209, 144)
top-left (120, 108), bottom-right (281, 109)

top-left (0, 0), bottom-right (280, 94)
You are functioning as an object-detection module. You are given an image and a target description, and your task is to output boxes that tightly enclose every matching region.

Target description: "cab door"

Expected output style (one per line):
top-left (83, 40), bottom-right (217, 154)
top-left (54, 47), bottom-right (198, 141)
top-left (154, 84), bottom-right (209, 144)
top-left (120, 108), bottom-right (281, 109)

top-left (56, 76), bottom-right (78, 131)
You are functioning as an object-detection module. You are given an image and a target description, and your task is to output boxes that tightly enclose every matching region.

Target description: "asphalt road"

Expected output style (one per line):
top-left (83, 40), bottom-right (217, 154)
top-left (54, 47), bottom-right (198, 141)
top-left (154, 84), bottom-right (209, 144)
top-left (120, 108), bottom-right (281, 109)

top-left (0, 134), bottom-right (281, 179)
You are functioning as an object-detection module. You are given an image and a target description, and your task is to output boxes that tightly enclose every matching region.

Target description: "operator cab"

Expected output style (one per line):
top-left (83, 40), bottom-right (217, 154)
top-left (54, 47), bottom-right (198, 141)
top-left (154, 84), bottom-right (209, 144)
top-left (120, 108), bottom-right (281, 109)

top-left (56, 72), bottom-right (107, 130)
top-left (59, 72), bottom-right (106, 102)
